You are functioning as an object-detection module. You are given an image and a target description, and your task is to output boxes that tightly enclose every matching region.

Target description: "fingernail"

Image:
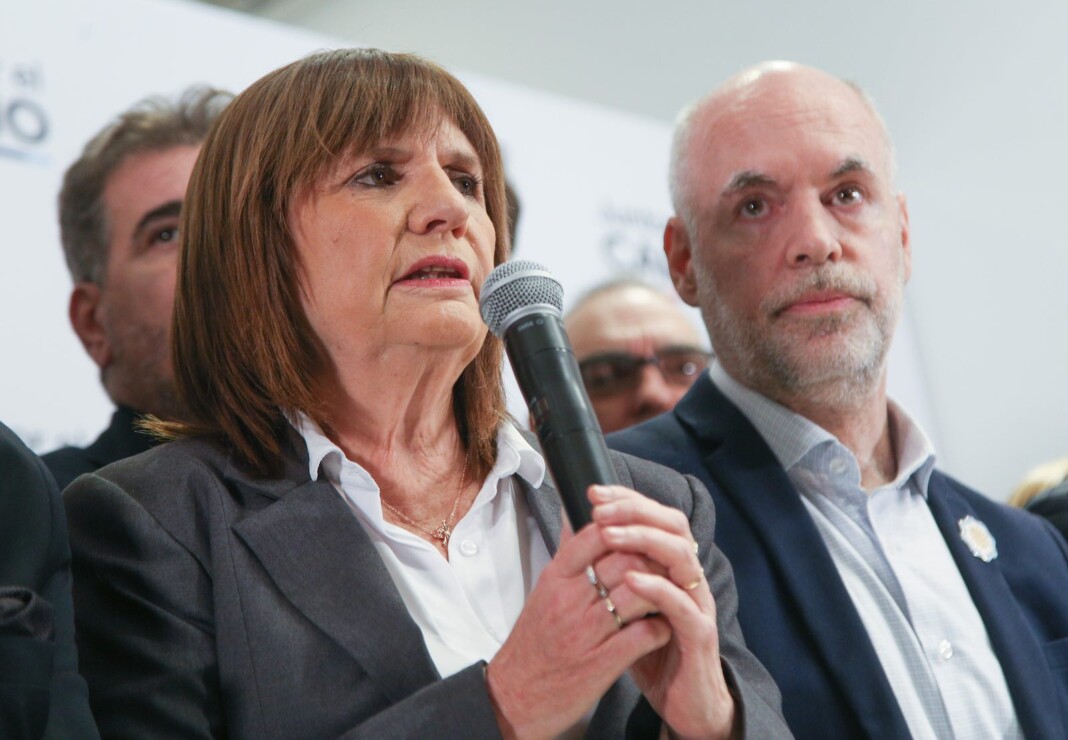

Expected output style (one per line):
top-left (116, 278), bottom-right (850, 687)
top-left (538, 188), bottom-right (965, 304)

top-left (594, 502), bottom-right (618, 520)
top-left (589, 485), bottom-right (619, 502)
top-left (603, 526), bottom-right (626, 543)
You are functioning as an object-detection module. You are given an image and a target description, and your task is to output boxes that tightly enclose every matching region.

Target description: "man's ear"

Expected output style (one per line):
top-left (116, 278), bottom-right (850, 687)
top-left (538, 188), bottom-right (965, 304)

top-left (69, 282), bottom-right (111, 370)
top-left (898, 193), bottom-right (912, 283)
top-left (664, 216), bottom-right (699, 306)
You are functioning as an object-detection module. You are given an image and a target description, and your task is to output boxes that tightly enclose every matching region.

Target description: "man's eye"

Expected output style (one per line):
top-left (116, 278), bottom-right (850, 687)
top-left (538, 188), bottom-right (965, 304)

top-left (834, 186), bottom-right (863, 205)
top-left (152, 226), bottom-right (178, 245)
top-left (740, 199), bottom-right (767, 218)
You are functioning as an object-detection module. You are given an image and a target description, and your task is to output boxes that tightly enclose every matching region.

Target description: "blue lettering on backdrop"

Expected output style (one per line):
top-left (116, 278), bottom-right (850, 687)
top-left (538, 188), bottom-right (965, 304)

top-left (0, 59), bottom-right (50, 164)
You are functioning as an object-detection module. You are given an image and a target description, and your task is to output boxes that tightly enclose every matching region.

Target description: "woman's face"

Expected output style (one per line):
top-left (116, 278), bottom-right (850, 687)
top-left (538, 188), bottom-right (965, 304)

top-left (289, 118), bottom-right (496, 375)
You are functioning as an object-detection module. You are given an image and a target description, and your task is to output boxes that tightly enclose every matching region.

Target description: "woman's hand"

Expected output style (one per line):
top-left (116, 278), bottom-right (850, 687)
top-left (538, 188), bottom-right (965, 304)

top-left (486, 500), bottom-right (673, 738)
top-left (591, 484), bottom-right (738, 740)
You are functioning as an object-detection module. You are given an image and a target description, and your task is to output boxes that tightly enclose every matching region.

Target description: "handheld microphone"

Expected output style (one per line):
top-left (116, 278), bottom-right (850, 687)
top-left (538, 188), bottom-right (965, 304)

top-left (480, 260), bottom-right (619, 529)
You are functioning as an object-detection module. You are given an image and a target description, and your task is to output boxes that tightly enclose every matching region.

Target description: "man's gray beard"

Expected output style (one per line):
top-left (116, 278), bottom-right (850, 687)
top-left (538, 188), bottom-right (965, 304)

top-left (702, 264), bottom-right (902, 409)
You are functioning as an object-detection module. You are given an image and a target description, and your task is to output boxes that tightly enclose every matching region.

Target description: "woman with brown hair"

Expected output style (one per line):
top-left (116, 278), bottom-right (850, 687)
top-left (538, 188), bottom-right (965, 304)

top-left (64, 49), bottom-right (785, 738)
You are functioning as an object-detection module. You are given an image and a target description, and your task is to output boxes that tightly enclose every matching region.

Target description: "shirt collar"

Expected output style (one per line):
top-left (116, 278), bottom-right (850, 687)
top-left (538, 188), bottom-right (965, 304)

top-left (290, 412), bottom-right (545, 492)
top-left (496, 422), bottom-right (547, 489)
top-left (710, 362), bottom-right (832, 471)
top-left (709, 362), bottom-right (937, 496)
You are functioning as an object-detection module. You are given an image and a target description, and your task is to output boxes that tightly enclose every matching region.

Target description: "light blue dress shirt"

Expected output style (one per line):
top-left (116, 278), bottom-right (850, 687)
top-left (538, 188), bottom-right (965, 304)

top-left (710, 362), bottom-right (1021, 740)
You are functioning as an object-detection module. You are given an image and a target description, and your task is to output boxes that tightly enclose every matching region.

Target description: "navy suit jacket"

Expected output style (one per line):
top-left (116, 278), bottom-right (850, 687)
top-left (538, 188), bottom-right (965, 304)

top-left (609, 375), bottom-right (1068, 740)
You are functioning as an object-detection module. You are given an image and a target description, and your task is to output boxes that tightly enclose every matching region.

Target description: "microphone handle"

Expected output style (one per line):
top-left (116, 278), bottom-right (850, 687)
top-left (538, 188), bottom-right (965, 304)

top-left (504, 312), bottom-right (619, 529)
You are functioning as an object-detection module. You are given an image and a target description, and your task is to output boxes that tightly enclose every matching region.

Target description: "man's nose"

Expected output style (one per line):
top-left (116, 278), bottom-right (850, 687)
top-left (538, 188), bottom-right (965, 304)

top-left (784, 197), bottom-right (841, 267)
top-left (632, 363), bottom-right (681, 415)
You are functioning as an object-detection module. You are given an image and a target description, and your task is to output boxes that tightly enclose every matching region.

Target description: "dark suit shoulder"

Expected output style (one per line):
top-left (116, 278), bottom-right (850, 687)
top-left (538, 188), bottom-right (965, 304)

top-left (607, 447), bottom-right (703, 517)
top-left (608, 412), bottom-right (717, 487)
top-left (43, 407), bottom-right (157, 490)
top-left (64, 436), bottom-right (238, 569)
top-left (41, 445), bottom-right (96, 493)
top-left (931, 469), bottom-right (1068, 550)
top-left (0, 422), bottom-right (99, 739)
top-left (609, 412), bottom-right (688, 456)
top-left (0, 423), bottom-right (64, 584)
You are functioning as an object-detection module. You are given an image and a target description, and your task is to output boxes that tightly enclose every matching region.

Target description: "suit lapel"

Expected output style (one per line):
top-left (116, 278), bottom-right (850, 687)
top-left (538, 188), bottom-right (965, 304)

top-left (517, 463), bottom-right (565, 554)
top-left (231, 451), bottom-right (439, 705)
top-left (674, 378), bottom-right (909, 736)
top-left (515, 435), bottom-right (637, 551)
top-left (926, 476), bottom-right (1061, 739)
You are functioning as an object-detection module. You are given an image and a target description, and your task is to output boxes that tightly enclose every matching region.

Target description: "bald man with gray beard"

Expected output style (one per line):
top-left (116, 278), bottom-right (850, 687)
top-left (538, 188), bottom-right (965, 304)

top-left (610, 62), bottom-right (1068, 740)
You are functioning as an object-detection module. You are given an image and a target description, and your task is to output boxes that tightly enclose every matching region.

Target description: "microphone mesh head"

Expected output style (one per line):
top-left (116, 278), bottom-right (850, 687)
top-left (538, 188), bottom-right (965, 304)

top-left (479, 260), bottom-right (564, 337)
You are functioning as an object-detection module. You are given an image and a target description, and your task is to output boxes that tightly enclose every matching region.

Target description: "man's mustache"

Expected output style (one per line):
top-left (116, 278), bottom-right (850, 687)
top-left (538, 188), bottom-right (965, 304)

top-left (763, 267), bottom-right (877, 318)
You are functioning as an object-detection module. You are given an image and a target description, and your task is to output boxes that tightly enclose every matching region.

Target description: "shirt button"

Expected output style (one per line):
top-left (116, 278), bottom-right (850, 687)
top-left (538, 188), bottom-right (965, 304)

top-left (937, 639), bottom-right (954, 661)
top-left (459, 540), bottom-right (479, 557)
top-left (829, 457), bottom-right (849, 475)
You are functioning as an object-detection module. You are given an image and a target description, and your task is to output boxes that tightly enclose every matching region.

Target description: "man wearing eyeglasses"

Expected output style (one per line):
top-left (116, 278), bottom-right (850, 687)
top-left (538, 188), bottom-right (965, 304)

top-left (565, 279), bottom-right (712, 433)
top-left (609, 61), bottom-right (1068, 739)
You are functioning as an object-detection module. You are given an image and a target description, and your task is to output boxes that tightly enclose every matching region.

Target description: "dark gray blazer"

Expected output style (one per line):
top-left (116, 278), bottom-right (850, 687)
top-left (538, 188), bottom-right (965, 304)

top-left (64, 429), bottom-right (787, 739)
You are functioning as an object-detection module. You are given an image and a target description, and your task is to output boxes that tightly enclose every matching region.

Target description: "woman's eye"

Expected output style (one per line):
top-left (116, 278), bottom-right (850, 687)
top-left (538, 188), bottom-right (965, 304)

top-left (451, 173), bottom-right (481, 197)
top-left (353, 164), bottom-right (400, 187)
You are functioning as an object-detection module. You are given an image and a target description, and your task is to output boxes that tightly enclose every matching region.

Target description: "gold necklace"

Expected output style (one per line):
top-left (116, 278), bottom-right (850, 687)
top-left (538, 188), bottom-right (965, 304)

top-left (380, 450), bottom-right (471, 550)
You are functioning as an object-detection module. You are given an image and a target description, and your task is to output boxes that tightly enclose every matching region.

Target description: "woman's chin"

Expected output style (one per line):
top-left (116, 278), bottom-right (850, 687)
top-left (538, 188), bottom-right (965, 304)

top-left (392, 314), bottom-right (488, 353)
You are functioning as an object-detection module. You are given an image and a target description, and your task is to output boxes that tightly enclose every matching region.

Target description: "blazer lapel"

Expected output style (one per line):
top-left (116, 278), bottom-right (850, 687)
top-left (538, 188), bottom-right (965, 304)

top-left (515, 435), bottom-right (637, 552)
top-left (674, 378), bottom-right (909, 737)
top-left (231, 456), bottom-right (439, 705)
top-left (926, 476), bottom-right (1062, 740)
top-left (518, 464), bottom-right (565, 554)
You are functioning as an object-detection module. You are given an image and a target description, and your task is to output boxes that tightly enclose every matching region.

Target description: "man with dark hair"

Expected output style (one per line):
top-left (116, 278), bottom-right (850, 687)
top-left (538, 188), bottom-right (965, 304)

top-left (565, 279), bottom-right (710, 433)
top-left (44, 86), bottom-right (231, 489)
top-left (610, 61), bottom-right (1068, 739)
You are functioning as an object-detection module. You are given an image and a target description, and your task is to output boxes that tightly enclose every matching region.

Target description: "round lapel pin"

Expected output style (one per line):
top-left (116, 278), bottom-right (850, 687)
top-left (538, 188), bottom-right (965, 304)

top-left (959, 515), bottom-right (998, 562)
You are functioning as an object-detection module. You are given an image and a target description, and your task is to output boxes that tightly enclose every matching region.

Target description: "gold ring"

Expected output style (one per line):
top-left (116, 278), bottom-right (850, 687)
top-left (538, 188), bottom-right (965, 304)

top-left (586, 565), bottom-right (609, 598)
top-left (603, 596), bottom-right (624, 629)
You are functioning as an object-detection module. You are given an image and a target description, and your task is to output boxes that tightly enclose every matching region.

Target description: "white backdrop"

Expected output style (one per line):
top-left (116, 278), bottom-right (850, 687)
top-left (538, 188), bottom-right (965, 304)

top-left (1, 0), bottom-right (934, 469)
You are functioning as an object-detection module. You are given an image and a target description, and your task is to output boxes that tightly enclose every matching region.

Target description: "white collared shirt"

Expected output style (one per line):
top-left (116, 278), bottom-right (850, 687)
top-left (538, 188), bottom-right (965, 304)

top-left (710, 363), bottom-right (1022, 740)
top-left (293, 415), bottom-right (552, 679)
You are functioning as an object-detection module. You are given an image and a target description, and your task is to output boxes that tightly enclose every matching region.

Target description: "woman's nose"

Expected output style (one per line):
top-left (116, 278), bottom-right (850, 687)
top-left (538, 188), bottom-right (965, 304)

top-left (408, 171), bottom-right (470, 238)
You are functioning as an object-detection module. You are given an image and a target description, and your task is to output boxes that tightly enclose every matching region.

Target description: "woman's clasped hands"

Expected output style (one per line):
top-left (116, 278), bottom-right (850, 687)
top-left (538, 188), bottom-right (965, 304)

top-left (486, 484), bottom-right (737, 739)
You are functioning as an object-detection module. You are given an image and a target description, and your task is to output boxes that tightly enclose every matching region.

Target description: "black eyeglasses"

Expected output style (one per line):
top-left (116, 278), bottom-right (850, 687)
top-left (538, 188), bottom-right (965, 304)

top-left (577, 346), bottom-right (713, 397)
